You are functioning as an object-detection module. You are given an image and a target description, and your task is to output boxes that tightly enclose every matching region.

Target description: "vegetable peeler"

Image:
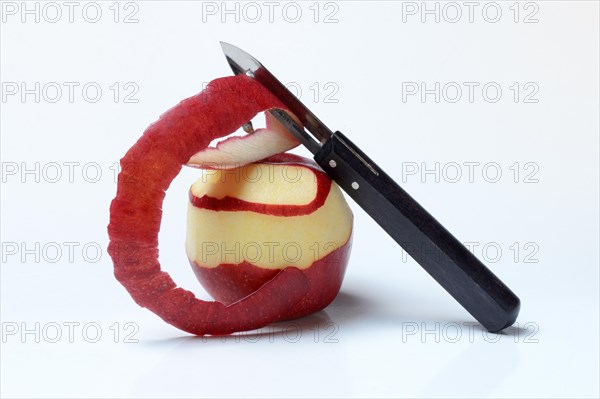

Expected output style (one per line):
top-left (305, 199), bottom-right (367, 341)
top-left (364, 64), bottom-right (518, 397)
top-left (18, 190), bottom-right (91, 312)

top-left (220, 42), bottom-right (520, 332)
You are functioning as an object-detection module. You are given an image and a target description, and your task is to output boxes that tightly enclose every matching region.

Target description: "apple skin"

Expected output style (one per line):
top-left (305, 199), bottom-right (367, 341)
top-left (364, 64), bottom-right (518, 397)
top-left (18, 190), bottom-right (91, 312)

top-left (191, 238), bottom-right (352, 320)
top-left (186, 153), bottom-right (353, 320)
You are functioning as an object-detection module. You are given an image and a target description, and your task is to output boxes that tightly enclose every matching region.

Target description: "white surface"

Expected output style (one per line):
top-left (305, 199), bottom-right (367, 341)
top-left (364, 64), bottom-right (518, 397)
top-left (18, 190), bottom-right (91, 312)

top-left (1, 1), bottom-right (598, 398)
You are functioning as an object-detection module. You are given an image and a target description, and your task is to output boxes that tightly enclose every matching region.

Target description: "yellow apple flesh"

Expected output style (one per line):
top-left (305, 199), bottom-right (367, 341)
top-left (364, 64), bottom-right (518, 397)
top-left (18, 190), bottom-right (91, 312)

top-left (186, 154), bottom-right (353, 319)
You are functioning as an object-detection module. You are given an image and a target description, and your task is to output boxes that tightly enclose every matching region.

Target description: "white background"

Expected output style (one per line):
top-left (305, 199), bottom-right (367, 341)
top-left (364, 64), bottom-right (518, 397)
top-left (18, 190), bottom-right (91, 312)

top-left (1, 1), bottom-right (598, 398)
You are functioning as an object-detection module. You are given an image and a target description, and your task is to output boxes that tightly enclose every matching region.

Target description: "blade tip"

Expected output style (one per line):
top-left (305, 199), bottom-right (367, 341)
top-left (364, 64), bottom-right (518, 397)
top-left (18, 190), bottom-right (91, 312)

top-left (219, 41), bottom-right (232, 53)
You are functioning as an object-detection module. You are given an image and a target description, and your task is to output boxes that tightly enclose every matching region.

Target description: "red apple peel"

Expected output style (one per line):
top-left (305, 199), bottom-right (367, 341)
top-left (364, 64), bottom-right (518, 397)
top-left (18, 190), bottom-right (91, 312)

top-left (187, 111), bottom-right (301, 169)
top-left (189, 156), bottom-right (332, 217)
top-left (107, 75), bottom-right (310, 335)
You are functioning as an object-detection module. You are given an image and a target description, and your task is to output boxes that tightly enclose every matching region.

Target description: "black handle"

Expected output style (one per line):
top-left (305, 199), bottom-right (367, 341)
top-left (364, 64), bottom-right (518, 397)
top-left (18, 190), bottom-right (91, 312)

top-left (315, 132), bottom-right (520, 332)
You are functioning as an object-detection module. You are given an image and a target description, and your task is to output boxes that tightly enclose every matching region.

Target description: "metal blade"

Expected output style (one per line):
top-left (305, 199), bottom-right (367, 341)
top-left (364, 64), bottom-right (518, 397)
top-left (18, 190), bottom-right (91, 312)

top-left (220, 42), bottom-right (334, 144)
top-left (220, 41), bottom-right (262, 76)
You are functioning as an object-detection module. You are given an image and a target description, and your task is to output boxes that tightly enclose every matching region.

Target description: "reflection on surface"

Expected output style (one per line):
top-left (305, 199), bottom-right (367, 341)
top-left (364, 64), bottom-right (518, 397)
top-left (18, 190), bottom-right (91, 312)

top-left (132, 286), bottom-right (528, 398)
top-left (419, 323), bottom-right (520, 398)
top-left (132, 306), bottom-right (354, 398)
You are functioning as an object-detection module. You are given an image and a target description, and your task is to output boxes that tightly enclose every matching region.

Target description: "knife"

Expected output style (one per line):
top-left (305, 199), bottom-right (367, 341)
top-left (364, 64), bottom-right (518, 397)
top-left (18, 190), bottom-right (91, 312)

top-left (220, 42), bottom-right (520, 332)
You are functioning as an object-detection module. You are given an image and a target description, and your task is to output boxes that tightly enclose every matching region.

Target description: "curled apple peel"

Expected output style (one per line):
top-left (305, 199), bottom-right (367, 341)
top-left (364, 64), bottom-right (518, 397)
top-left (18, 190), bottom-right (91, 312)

top-left (186, 111), bottom-right (301, 169)
top-left (108, 75), bottom-right (312, 335)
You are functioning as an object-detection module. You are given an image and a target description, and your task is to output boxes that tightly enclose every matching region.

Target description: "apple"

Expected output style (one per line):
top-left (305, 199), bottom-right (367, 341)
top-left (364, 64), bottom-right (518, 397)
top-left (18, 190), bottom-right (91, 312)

top-left (186, 153), bottom-right (353, 320)
top-left (109, 74), bottom-right (339, 335)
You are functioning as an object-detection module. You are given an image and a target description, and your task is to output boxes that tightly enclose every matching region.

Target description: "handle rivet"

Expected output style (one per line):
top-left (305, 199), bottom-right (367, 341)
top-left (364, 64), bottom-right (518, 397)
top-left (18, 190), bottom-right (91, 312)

top-left (351, 182), bottom-right (359, 190)
top-left (328, 160), bottom-right (337, 168)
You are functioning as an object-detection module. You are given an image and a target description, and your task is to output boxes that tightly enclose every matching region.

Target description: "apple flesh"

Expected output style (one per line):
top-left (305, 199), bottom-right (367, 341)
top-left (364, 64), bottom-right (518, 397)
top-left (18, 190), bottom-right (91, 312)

top-left (186, 153), bottom-right (353, 320)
